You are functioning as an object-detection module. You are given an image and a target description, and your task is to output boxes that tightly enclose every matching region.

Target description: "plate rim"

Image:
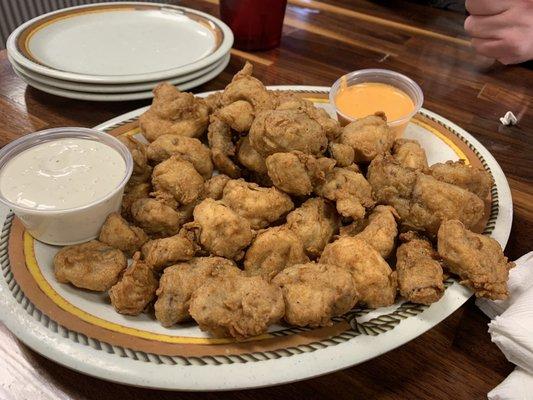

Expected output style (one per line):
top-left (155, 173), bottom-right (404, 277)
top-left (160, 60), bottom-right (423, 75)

top-left (12, 53), bottom-right (231, 101)
top-left (6, 2), bottom-right (234, 84)
top-left (8, 52), bottom-right (229, 93)
top-left (0, 86), bottom-right (513, 390)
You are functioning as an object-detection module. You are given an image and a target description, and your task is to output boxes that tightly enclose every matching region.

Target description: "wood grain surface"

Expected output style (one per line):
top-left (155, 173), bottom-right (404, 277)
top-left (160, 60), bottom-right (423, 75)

top-left (0, 0), bottom-right (531, 398)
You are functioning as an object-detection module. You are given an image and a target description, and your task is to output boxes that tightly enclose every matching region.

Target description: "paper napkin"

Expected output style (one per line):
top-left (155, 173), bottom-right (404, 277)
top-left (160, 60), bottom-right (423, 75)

top-left (476, 252), bottom-right (533, 399)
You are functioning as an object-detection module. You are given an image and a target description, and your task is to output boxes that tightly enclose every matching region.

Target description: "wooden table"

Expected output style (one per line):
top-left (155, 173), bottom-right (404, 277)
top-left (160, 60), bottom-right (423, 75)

top-left (0, 1), bottom-right (531, 399)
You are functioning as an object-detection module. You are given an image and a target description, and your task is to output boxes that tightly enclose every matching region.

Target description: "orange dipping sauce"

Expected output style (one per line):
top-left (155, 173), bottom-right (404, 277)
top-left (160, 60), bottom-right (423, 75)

top-left (335, 82), bottom-right (415, 122)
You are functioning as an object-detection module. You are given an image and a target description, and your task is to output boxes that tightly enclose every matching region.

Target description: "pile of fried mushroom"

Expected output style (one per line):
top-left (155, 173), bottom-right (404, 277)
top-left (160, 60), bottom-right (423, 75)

top-left (53, 63), bottom-right (514, 340)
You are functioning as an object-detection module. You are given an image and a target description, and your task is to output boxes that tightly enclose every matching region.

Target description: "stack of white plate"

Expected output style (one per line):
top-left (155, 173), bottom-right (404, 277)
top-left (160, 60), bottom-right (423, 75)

top-left (6, 2), bottom-right (233, 101)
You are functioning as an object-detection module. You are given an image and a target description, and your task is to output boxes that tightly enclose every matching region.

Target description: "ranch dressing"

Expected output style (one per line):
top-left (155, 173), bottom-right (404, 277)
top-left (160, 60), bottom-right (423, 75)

top-left (0, 138), bottom-right (126, 211)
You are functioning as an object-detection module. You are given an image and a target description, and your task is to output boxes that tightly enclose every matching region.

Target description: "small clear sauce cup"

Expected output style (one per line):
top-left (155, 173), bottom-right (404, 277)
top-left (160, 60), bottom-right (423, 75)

top-left (329, 69), bottom-right (424, 138)
top-left (0, 127), bottom-right (133, 245)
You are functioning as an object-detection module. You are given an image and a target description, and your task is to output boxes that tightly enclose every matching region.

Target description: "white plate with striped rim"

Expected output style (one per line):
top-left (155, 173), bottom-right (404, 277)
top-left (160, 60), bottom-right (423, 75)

top-left (12, 53), bottom-right (231, 101)
top-left (0, 86), bottom-right (512, 390)
top-left (6, 2), bottom-right (233, 84)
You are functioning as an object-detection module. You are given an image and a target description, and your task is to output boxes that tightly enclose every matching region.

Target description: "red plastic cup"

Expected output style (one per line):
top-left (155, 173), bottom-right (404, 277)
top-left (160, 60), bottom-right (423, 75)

top-left (220, 0), bottom-right (287, 51)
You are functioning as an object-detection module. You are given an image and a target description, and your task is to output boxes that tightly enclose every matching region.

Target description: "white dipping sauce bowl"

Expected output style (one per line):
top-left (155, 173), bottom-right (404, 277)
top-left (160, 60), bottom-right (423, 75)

top-left (0, 127), bottom-right (133, 245)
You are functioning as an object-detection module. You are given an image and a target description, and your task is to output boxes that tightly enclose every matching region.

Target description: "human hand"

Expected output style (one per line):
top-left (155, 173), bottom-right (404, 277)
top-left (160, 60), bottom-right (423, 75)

top-left (464, 0), bottom-right (533, 64)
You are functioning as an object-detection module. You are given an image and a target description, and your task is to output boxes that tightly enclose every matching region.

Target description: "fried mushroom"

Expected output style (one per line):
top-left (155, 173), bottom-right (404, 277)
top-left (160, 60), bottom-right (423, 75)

top-left (408, 174), bottom-right (485, 235)
top-left (109, 252), bottom-right (158, 315)
top-left (275, 93), bottom-right (341, 141)
top-left (203, 174), bottom-right (231, 200)
top-left (152, 156), bottom-right (204, 206)
top-left (117, 134), bottom-right (152, 184)
top-left (249, 109), bottom-right (328, 157)
top-left (154, 257), bottom-right (241, 326)
top-left (189, 275), bottom-right (284, 339)
top-left (273, 263), bottom-right (359, 327)
top-left (203, 91), bottom-right (224, 114)
top-left (338, 113), bottom-right (394, 163)
top-left (217, 100), bottom-right (255, 132)
top-left (392, 138), bottom-right (428, 170)
top-left (396, 232), bottom-right (444, 305)
top-left (320, 237), bottom-right (397, 308)
top-left (141, 234), bottom-right (197, 271)
top-left (244, 226), bottom-right (309, 281)
top-left (265, 151), bottom-right (336, 196)
top-left (146, 134), bottom-right (213, 179)
top-left (220, 62), bottom-right (275, 112)
top-left (221, 179), bottom-right (294, 229)
top-left (315, 167), bottom-right (375, 220)
top-left (437, 220), bottom-right (513, 300)
top-left (328, 142), bottom-right (355, 167)
top-left (237, 136), bottom-right (268, 175)
top-left (130, 198), bottom-right (184, 237)
top-left (139, 83), bottom-right (209, 141)
top-left (286, 198), bottom-right (340, 257)
top-left (207, 115), bottom-right (241, 178)
top-left (99, 212), bottom-right (148, 257)
top-left (340, 205), bottom-right (399, 259)
top-left (429, 160), bottom-right (493, 199)
top-left (121, 182), bottom-right (151, 220)
top-left (367, 155), bottom-right (485, 235)
top-left (186, 198), bottom-right (253, 260)
top-left (54, 240), bottom-right (127, 291)
top-left (367, 154), bottom-right (418, 218)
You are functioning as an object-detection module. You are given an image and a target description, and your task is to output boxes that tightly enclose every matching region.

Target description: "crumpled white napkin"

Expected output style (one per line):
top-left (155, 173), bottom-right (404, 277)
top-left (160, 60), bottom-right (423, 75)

top-left (476, 252), bottom-right (533, 400)
top-left (499, 111), bottom-right (518, 126)
top-left (488, 368), bottom-right (533, 400)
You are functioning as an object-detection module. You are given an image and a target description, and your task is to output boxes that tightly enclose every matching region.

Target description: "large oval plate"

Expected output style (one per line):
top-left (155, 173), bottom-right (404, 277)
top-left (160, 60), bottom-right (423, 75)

top-left (0, 86), bottom-right (512, 391)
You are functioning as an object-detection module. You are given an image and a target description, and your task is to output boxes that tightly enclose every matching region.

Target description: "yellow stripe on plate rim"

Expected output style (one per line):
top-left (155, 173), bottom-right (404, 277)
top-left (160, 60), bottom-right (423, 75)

top-left (23, 7), bottom-right (134, 61)
top-left (23, 232), bottom-right (273, 344)
top-left (410, 117), bottom-right (469, 164)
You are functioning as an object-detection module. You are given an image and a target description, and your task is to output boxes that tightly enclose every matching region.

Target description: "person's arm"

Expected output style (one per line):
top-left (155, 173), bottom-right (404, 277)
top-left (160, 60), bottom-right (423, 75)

top-left (464, 0), bottom-right (533, 64)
